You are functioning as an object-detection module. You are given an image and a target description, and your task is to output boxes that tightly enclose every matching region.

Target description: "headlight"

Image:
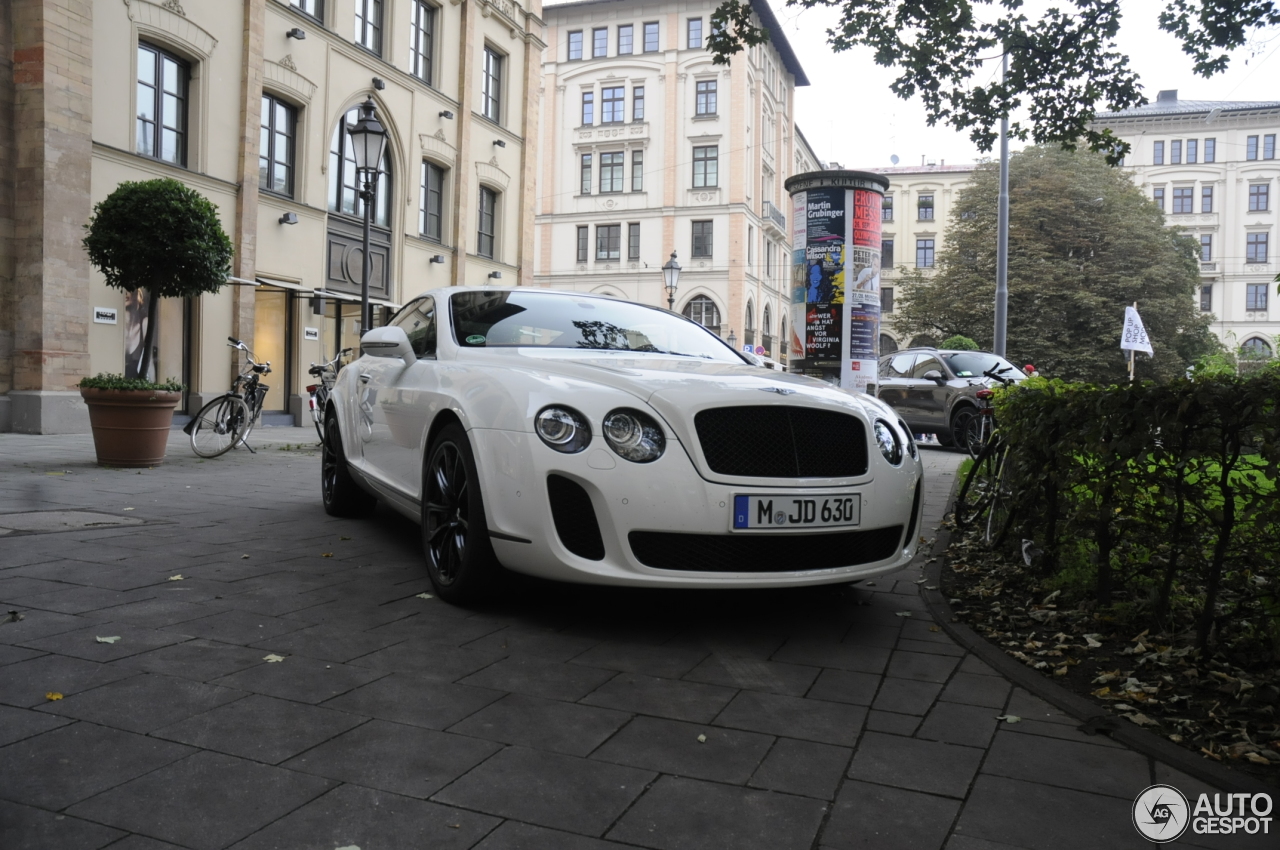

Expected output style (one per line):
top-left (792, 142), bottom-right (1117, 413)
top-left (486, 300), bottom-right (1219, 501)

top-left (874, 419), bottom-right (903, 466)
top-left (602, 408), bottom-right (666, 463)
top-left (535, 406), bottom-right (591, 453)
top-left (898, 419), bottom-right (917, 459)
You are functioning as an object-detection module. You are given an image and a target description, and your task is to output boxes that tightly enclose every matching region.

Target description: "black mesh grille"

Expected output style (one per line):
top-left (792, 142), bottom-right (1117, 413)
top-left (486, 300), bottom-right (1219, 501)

top-left (628, 526), bottom-right (902, 572)
top-left (903, 479), bottom-right (922, 550)
top-left (694, 406), bottom-right (868, 478)
top-left (547, 474), bottom-right (606, 560)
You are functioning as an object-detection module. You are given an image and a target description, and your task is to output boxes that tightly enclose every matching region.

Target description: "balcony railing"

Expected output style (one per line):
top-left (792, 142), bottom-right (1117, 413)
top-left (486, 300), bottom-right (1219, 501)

top-left (762, 200), bottom-right (786, 230)
top-left (1200, 262), bottom-right (1217, 272)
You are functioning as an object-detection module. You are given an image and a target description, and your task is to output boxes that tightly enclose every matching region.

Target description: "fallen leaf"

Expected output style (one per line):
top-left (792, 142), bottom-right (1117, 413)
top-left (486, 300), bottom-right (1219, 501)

top-left (864, 581), bottom-right (876, 586)
top-left (894, 611), bottom-right (913, 618)
top-left (697, 734), bottom-right (707, 743)
top-left (1084, 636), bottom-right (1103, 649)
top-left (46, 471), bottom-right (65, 476)
top-left (95, 636), bottom-right (121, 644)
top-left (335, 846), bottom-right (361, 850)
top-left (5, 610), bottom-right (24, 623)
top-left (241, 554), bottom-right (250, 559)
top-left (415, 593), bottom-right (434, 599)
top-left (928, 626), bottom-right (941, 633)
top-left (168, 575), bottom-right (183, 581)
top-left (46, 692), bottom-right (63, 701)
top-left (925, 585), bottom-right (938, 590)
top-left (1245, 752), bottom-right (1271, 765)
top-left (321, 552), bottom-right (334, 558)
top-left (1126, 713), bottom-right (1159, 727)
top-left (447, 825), bottom-right (460, 829)
top-left (263, 654), bottom-right (286, 663)
top-left (340, 536), bottom-right (353, 541)
top-left (995, 715), bottom-right (1021, 724)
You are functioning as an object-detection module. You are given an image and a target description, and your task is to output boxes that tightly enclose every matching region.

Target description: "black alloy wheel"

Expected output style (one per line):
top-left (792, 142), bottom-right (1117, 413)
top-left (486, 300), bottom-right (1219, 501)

top-left (321, 408), bottom-right (376, 517)
top-left (422, 423), bottom-right (500, 603)
top-left (950, 407), bottom-right (977, 454)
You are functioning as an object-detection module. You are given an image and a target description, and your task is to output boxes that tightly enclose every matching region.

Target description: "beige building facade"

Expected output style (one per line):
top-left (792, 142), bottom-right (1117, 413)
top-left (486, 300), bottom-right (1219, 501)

top-left (1, 0), bottom-right (545, 433)
top-left (532, 0), bottom-right (819, 362)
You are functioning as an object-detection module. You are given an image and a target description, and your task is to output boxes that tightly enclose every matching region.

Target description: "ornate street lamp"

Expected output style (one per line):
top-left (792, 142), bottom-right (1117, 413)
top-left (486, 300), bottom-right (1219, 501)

top-left (346, 97), bottom-right (389, 336)
top-left (727, 328), bottom-right (737, 350)
top-left (662, 250), bottom-right (681, 311)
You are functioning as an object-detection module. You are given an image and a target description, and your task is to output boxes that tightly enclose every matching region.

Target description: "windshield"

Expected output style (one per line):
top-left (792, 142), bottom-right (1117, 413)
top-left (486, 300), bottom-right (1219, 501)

top-left (449, 291), bottom-right (743, 362)
top-left (942, 352), bottom-right (1022, 380)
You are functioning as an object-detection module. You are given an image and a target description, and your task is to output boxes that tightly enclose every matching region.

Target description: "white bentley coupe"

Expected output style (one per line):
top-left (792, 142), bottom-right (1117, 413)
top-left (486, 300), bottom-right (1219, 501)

top-left (321, 289), bottom-right (924, 603)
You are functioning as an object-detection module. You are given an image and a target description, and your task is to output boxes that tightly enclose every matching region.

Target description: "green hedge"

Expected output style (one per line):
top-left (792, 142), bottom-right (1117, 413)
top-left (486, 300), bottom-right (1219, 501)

top-left (994, 367), bottom-right (1280, 653)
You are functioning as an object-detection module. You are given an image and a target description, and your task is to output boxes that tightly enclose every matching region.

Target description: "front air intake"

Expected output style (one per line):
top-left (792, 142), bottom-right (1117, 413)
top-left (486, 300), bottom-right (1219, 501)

top-left (547, 474), bottom-right (605, 560)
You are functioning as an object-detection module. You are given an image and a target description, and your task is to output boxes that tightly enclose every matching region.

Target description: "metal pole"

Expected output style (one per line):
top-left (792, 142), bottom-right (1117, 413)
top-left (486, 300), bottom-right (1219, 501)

top-left (667, 292), bottom-right (674, 310)
top-left (360, 178), bottom-right (372, 336)
top-left (993, 51), bottom-right (1010, 358)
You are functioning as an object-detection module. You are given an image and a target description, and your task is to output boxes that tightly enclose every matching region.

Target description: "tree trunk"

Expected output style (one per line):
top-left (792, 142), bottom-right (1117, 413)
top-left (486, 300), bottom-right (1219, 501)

top-left (137, 288), bottom-right (160, 382)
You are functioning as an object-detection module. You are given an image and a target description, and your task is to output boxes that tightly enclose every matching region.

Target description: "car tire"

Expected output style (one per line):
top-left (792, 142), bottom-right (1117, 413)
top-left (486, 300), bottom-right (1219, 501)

top-left (421, 423), bottom-right (502, 605)
top-left (321, 408), bottom-right (377, 517)
top-left (949, 407), bottom-right (977, 452)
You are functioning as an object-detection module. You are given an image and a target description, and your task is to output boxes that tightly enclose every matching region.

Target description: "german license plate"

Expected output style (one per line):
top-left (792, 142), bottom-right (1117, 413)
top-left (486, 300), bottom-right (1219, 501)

top-left (732, 494), bottom-right (861, 530)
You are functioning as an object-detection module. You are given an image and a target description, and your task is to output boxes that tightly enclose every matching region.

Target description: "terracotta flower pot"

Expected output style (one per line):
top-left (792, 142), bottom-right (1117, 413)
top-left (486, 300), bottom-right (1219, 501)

top-left (80, 388), bottom-right (183, 467)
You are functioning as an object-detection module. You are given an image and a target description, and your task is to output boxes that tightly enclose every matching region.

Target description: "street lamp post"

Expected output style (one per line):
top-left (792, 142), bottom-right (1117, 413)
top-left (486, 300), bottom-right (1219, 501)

top-left (727, 328), bottom-right (737, 350)
top-left (662, 251), bottom-right (681, 310)
top-left (346, 98), bottom-right (389, 336)
top-left (993, 52), bottom-right (1010, 358)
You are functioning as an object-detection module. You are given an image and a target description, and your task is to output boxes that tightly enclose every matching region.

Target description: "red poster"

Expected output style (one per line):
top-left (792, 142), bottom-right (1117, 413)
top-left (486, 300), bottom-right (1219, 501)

top-left (851, 189), bottom-right (882, 250)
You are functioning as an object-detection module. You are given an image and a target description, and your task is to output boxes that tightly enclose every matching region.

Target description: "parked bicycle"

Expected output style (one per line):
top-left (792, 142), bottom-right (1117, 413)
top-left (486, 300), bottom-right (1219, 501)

top-left (185, 337), bottom-right (271, 458)
top-left (962, 364), bottom-right (1018, 459)
top-left (954, 364), bottom-right (1021, 546)
top-left (306, 348), bottom-right (352, 443)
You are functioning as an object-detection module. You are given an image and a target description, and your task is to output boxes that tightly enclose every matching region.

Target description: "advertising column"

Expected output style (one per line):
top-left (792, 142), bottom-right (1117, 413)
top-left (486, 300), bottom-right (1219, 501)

top-left (784, 171), bottom-right (888, 392)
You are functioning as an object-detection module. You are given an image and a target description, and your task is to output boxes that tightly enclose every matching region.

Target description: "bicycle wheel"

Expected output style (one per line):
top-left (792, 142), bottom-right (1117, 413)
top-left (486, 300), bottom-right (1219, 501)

top-left (964, 414), bottom-right (991, 459)
top-left (190, 396), bottom-right (251, 458)
top-left (984, 470), bottom-right (1017, 548)
top-left (955, 436), bottom-right (1003, 528)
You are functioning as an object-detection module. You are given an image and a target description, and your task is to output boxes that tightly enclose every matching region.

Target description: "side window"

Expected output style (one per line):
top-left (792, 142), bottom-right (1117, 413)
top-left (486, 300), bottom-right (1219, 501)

top-left (888, 353), bottom-right (916, 378)
top-left (393, 297), bottom-right (437, 358)
top-left (911, 355), bottom-right (942, 379)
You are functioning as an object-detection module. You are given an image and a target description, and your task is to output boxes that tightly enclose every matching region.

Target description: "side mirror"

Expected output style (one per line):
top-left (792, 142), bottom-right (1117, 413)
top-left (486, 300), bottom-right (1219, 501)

top-left (922, 370), bottom-right (945, 383)
top-left (741, 351), bottom-right (765, 367)
top-left (361, 326), bottom-right (415, 362)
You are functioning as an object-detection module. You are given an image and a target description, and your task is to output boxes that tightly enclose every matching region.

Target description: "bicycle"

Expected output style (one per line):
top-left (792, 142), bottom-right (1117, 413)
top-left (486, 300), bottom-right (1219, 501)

top-left (954, 364), bottom-right (1020, 546)
top-left (185, 337), bottom-right (272, 458)
top-left (306, 348), bottom-right (352, 444)
top-left (963, 364), bottom-right (1017, 459)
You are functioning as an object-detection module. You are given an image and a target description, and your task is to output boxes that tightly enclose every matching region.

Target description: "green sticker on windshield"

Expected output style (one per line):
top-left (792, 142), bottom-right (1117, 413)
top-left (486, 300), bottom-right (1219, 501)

top-left (466, 334), bottom-right (486, 345)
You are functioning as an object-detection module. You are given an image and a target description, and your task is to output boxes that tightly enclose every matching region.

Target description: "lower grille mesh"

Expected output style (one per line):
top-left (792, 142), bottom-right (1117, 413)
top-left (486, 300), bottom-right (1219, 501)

top-left (547, 474), bottom-right (605, 560)
top-left (628, 526), bottom-right (903, 572)
top-left (694, 406), bottom-right (868, 478)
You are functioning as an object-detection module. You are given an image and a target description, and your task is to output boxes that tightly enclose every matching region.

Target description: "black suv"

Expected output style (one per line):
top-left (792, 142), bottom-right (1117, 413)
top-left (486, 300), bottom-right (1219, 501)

top-left (876, 348), bottom-right (1024, 447)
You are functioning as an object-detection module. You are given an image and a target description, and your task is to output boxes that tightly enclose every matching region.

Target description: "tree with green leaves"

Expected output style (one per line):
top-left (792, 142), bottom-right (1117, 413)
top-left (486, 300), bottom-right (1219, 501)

top-left (890, 145), bottom-right (1220, 383)
top-left (83, 178), bottom-right (234, 382)
top-left (708, 0), bottom-right (1278, 162)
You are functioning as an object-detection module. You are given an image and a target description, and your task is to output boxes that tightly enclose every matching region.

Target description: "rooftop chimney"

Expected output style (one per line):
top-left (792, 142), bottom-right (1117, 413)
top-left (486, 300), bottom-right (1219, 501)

top-left (1157, 90), bottom-right (1178, 103)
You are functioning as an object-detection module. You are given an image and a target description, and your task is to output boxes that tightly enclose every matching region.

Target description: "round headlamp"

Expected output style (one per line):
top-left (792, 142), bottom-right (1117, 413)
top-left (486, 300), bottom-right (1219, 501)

top-left (535, 406), bottom-right (591, 453)
top-left (602, 408), bottom-right (666, 463)
top-left (898, 419), bottom-right (917, 459)
top-left (874, 419), bottom-right (903, 466)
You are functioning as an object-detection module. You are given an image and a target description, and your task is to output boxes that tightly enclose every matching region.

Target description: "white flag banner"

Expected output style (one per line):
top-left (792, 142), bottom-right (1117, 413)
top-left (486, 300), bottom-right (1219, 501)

top-left (1121, 306), bottom-right (1154, 357)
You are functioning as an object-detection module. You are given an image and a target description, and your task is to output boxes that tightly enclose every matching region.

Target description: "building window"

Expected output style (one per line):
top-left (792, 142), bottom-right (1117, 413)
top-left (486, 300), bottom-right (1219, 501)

top-left (419, 161), bottom-right (445, 241)
top-left (1266, 134), bottom-right (1277, 160)
top-left (643, 21), bottom-right (659, 52)
top-left (633, 86), bottom-right (645, 121)
top-left (136, 43), bottom-right (188, 166)
top-left (1249, 184), bottom-right (1270, 212)
top-left (687, 18), bottom-right (702, 48)
top-left (1202, 185), bottom-right (1214, 213)
top-left (482, 47), bottom-right (503, 123)
top-left (580, 154), bottom-right (592, 195)
top-left (1153, 188), bottom-right (1165, 211)
top-left (1172, 187), bottom-right (1193, 214)
top-left (600, 151), bottom-right (624, 193)
top-left (290, 0), bottom-right (323, 22)
top-left (410, 1), bottom-right (435, 85)
top-left (593, 27), bottom-right (608, 58)
top-left (1200, 234), bottom-right (1212, 261)
top-left (1153, 140), bottom-right (1165, 165)
top-left (747, 225), bottom-right (754, 266)
top-left (683, 295), bottom-right (720, 328)
top-left (329, 107), bottom-right (391, 226)
top-left (1171, 140), bottom-right (1182, 164)
top-left (1200, 284), bottom-right (1212, 312)
top-left (882, 286), bottom-right (894, 313)
top-left (1247, 136), bottom-right (1259, 160)
top-left (882, 239), bottom-right (894, 268)
top-left (354, 0), bottom-right (382, 54)
top-left (628, 223), bottom-right (640, 259)
top-left (692, 220), bottom-right (713, 258)
top-left (618, 25), bottom-right (633, 55)
top-left (631, 150), bottom-right (643, 191)
top-left (602, 86), bottom-right (625, 123)
top-left (259, 95), bottom-right (295, 196)
top-left (882, 196), bottom-right (894, 221)
top-left (695, 80), bottom-right (717, 115)
top-left (916, 238), bottom-right (935, 268)
top-left (692, 146), bottom-right (718, 188)
top-left (1246, 284), bottom-right (1269, 311)
top-left (477, 186), bottom-right (497, 259)
top-left (596, 224), bottom-right (621, 260)
top-left (1205, 138), bottom-right (1216, 162)
top-left (568, 31), bottom-right (583, 61)
top-left (917, 194), bottom-right (934, 220)
top-left (1241, 337), bottom-right (1273, 358)
top-left (1246, 233), bottom-right (1268, 263)
top-left (1186, 139), bottom-right (1198, 163)
top-left (581, 91), bottom-right (594, 125)
top-left (576, 226), bottom-right (588, 262)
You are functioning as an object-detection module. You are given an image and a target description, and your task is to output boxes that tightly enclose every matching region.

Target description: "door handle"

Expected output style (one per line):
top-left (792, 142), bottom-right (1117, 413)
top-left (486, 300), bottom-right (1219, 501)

top-left (359, 374), bottom-right (371, 383)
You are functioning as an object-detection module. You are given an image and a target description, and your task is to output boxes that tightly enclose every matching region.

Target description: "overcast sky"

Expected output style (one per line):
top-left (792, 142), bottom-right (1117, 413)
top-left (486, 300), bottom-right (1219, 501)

top-left (779, 0), bottom-right (1280, 169)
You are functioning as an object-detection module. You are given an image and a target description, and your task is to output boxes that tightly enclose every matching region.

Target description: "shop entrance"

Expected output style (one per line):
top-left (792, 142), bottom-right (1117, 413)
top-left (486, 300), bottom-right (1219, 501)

top-left (253, 286), bottom-right (293, 415)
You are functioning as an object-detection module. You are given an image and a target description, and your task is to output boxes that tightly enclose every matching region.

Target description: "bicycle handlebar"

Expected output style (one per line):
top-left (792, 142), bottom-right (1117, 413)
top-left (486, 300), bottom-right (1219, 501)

top-left (982, 365), bottom-right (1016, 387)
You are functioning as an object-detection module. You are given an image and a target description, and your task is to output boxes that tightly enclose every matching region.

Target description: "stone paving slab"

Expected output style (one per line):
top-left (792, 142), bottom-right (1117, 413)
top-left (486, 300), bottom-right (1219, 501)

top-left (0, 433), bottom-right (1269, 850)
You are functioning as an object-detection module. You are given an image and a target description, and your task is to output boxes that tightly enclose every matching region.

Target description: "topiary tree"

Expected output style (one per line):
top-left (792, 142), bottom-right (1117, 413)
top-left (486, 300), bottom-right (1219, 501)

top-left (941, 335), bottom-right (979, 351)
top-left (83, 178), bottom-right (234, 382)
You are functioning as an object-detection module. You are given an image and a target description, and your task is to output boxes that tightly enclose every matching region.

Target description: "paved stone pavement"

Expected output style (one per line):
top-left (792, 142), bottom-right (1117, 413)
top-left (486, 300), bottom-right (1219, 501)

top-left (0, 430), bottom-right (1269, 850)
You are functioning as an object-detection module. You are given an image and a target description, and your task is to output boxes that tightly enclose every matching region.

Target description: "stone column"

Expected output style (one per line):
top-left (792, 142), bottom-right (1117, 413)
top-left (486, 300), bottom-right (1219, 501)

top-left (450, 0), bottom-right (478, 288)
top-left (516, 1), bottom-right (544, 287)
top-left (7, 0), bottom-right (95, 434)
top-left (230, 0), bottom-right (265, 382)
top-left (0, 7), bottom-right (16, 431)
